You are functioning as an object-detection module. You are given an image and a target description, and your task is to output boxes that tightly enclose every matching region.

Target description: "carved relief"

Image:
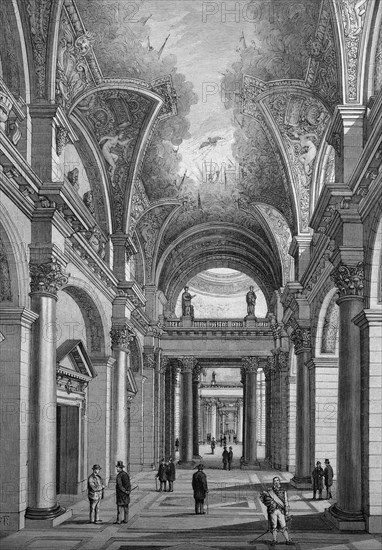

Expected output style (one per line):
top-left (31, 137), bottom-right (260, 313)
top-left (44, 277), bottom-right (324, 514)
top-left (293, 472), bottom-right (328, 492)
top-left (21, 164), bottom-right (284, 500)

top-left (321, 295), bottom-right (339, 353)
top-left (290, 327), bottom-right (311, 353)
top-left (110, 324), bottom-right (134, 349)
top-left (143, 352), bottom-right (156, 370)
top-left (27, 0), bottom-right (51, 98)
top-left (56, 11), bottom-right (94, 109)
top-left (331, 262), bottom-right (364, 297)
top-left (0, 237), bottom-right (12, 302)
top-left (29, 260), bottom-right (68, 294)
top-left (242, 356), bottom-right (259, 373)
top-left (339, 0), bottom-right (368, 101)
top-left (265, 91), bottom-right (329, 231)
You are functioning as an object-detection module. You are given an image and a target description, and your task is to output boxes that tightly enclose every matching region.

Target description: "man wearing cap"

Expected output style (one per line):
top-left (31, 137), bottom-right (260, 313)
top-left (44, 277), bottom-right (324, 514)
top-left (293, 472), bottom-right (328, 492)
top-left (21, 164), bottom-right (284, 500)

top-left (87, 464), bottom-right (105, 524)
top-left (192, 463), bottom-right (208, 514)
top-left (115, 460), bottom-right (131, 524)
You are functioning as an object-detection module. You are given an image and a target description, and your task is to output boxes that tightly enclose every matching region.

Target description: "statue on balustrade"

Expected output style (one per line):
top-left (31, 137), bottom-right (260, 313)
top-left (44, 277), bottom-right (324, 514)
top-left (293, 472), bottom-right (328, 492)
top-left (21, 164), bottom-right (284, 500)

top-left (245, 286), bottom-right (257, 320)
top-left (181, 286), bottom-right (196, 318)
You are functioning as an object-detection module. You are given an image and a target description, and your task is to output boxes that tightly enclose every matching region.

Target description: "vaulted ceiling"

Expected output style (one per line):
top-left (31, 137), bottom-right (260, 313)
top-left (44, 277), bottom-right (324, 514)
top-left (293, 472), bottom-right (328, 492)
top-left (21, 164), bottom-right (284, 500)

top-left (67, 0), bottom-right (345, 308)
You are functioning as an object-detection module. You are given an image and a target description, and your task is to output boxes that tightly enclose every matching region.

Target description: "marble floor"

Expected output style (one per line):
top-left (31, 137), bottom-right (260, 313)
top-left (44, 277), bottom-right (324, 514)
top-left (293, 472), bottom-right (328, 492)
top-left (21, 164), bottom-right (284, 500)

top-left (1, 445), bottom-right (381, 550)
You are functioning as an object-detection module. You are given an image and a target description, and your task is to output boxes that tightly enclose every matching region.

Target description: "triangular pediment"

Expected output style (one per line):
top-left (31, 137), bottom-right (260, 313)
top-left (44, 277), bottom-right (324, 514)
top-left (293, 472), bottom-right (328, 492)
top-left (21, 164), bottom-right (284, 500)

top-left (56, 340), bottom-right (97, 381)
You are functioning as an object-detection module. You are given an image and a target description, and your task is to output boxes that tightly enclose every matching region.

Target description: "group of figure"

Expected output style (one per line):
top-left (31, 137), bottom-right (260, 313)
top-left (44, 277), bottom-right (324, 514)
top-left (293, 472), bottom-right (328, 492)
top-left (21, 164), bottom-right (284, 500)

top-left (155, 457), bottom-right (176, 492)
top-left (222, 446), bottom-right (234, 470)
top-left (87, 460), bottom-right (131, 525)
top-left (312, 458), bottom-right (334, 500)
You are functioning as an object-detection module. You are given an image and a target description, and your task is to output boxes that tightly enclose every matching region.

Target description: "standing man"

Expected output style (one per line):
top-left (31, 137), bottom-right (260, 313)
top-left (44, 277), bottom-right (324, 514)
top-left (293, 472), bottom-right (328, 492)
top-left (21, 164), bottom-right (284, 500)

top-left (228, 446), bottom-right (233, 470)
top-left (312, 461), bottom-right (324, 500)
top-left (211, 437), bottom-right (216, 454)
top-left (222, 446), bottom-right (229, 470)
top-left (87, 464), bottom-right (104, 524)
top-left (260, 476), bottom-right (293, 546)
top-left (192, 464), bottom-right (208, 515)
top-left (115, 460), bottom-right (131, 524)
top-left (166, 457), bottom-right (176, 492)
top-left (323, 458), bottom-right (334, 499)
top-left (156, 457), bottom-right (168, 492)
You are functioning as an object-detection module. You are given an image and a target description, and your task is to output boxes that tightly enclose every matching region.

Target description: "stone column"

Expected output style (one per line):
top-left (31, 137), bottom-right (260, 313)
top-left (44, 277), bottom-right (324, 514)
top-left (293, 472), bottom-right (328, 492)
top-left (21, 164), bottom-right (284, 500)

top-left (174, 370), bottom-right (181, 440)
top-left (0, 307), bottom-right (38, 531)
top-left (242, 357), bottom-right (259, 466)
top-left (354, 310), bottom-right (382, 533)
top-left (211, 399), bottom-right (217, 439)
top-left (88, 356), bottom-right (115, 484)
top-left (328, 263), bottom-right (365, 529)
top-left (26, 259), bottom-right (68, 522)
top-left (263, 357), bottom-right (274, 461)
top-left (290, 327), bottom-right (312, 487)
top-left (179, 356), bottom-right (196, 464)
top-left (110, 323), bottom-right (133, 479)
top-left (236, 399), bottom-right (243, 443)
top-left (192, 365), bottom-right (202, 458)
top-left (240, 367), bottom-right (247, 457)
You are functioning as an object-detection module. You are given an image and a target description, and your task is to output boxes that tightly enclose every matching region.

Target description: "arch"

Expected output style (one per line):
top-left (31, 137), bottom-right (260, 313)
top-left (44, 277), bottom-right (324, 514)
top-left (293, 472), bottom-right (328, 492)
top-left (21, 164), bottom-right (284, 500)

top-left (315, 287), bottom-right (340, 358)
top-left (367, 203), bottom-right (382, 308)
top-left (363, 1), bottom-right (382, 98)
top-left (0, 0), bottom-right (32, 102)
top-left (61, 277), bottom-right (109, 356)
top-left (0, 203), bottom-right (29, 307)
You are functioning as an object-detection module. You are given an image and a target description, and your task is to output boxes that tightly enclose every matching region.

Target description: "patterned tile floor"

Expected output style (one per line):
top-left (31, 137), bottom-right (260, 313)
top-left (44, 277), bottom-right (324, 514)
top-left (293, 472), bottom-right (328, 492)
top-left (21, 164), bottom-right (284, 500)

top-left (1, 446), bottom-right (381, 550)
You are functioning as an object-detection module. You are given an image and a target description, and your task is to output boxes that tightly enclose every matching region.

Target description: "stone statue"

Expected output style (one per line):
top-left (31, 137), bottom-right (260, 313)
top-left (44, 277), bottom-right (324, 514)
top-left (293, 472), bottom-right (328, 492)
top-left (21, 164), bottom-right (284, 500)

top-left (211, 371), bottom-right (216, 385)
top-left (246, 286), bottom-right (257, 319)
top-left (181, 286), bottom-right (196, 317)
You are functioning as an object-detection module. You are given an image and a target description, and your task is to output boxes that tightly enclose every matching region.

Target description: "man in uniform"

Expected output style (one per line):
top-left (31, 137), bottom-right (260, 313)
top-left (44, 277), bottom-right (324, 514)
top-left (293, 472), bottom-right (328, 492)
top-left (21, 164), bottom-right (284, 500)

top-left (260, 476), bottom-right (293, 545)
top-left (115, 460), bottom-right (131, 524)
top-left (87, 464), bottom-right (105, 524)
top-left (192, 463), bottom-right (208, 514)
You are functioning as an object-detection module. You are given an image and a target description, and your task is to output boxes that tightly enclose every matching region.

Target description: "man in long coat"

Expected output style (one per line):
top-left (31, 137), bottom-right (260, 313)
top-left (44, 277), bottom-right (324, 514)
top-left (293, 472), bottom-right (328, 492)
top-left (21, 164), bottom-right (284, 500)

top-left (323, 458), bottom-right (334, 499)
top-left (192, 463), bottom-right (208, 514)
top-left (166, 457), bottom-right (176, 492)
top-left (87, 464), bottom-right (104, 523)
top-left (115, 460), bottom-right (131, 524)
top-left (312, 461), bottom-right (324, 500)
top-left (156, 457), bottom-right (168, 492)
top-left (222, 446), bottom-right (229, 470)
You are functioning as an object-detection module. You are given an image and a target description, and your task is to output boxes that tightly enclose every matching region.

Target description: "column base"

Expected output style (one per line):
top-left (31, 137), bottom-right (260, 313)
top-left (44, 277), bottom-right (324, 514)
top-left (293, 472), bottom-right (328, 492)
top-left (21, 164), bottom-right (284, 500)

top-left (176, 460), bottom-right (196, 469)
top-left (325, 504), bottom-right (365, 531)
top-left (290, 476), bottom-right (312, 489)
top-left (25, 506), bottom-right (72, 529)
top-left (192, 454), bottom-right (202, 460)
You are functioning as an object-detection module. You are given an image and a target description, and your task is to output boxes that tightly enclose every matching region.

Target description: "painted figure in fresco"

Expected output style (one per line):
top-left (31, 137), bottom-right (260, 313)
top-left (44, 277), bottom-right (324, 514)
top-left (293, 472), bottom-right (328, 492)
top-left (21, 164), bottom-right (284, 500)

top-left (312, 461), bottom-right (324, 500)
top-left (246, 286), bottom-right (257, 317)
top-left (166, 457), bottom-right (176, 492)
top-left (192, 464), bottom-right (208, 514)
top-left (287, 131), bottom-right (317, 176)
top-left (260, 476), bottom-right (293, 546)
top-left (99, 132), bottom-right (132, 181)
top-left (87, 464), bottom-right (105, 524)
top-left (115, 461), bottom-right (131, 524)
top-left (156, 457), bottom-right (168, 492)
top-left (324, 458), bottom-right (334, 499)
top-left (181, 286), bottom-right (196, 317)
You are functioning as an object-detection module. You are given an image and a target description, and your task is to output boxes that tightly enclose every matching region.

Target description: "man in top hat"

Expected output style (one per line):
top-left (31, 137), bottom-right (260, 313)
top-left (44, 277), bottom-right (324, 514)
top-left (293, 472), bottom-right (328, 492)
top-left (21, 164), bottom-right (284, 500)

top-left (166, 457), bottom-right (176, 492)
top-left (323, 458), bottom-right (334, 499)
top-left (192, 463), bottom-right (208, 515)
top-left (87, 464), bottom-right (105, 524)
top-left (115, 460), bottom-right (131, 524)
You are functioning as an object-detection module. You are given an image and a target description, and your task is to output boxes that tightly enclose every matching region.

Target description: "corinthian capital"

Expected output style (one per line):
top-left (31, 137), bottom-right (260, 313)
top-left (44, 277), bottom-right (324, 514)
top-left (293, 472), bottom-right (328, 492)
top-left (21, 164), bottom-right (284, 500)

top-left (179, 355), bottom-right (197, 373)
top-left (262, 356), bottom-right (275, 380)
top-left (331, 262), bottom-right (364, 297)
top-left (290, 327), bottom-right (311, 353)
top-left (110, 323), bottom-right (134, 350)
top-left (192, 363), bottom-right (202, 382)
top-left (29, 259), bottom-right (68, 295)
top-left (242, 356), bottom-right (259, 373)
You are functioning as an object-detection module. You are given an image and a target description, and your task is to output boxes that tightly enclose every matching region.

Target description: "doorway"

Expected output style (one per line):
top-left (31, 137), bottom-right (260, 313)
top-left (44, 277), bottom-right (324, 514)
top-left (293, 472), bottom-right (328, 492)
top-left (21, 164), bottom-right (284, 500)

top-left (56, 404), bottom-right (80, 495)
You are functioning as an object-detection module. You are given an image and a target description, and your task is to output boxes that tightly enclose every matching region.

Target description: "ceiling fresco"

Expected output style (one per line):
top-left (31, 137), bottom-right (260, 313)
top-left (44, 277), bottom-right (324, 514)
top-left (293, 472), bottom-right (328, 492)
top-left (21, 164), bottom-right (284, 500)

top-left (73, 0), bottom-right (335, 294)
